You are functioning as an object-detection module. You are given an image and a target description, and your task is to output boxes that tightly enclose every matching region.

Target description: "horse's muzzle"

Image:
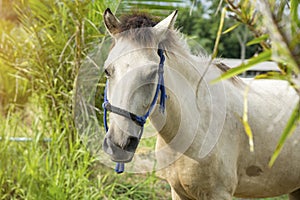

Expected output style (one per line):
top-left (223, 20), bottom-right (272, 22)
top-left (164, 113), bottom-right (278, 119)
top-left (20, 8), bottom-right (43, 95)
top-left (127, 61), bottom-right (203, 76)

top-left (103, 137), bottom-right (137, 163)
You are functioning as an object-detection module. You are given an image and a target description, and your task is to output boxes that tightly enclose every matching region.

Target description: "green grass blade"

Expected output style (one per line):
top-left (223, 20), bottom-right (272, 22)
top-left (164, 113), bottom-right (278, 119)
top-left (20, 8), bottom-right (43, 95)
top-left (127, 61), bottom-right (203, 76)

top-left (242, 85), bottom-right (254, 152)
top-left (222, 23), bottom-right (240, 34)
top-left (269, 101), bottom-right (300, 167)
top-left (290, 0), bottom-right (300, 34)
top-left (211, 50), bottom-right (272, 83)
top-left (255, 71), bottom-right (288, 81)
top-left (212, 7), bottom-right (227, 59)
top-left (246, 34), bottom-right (269, 46)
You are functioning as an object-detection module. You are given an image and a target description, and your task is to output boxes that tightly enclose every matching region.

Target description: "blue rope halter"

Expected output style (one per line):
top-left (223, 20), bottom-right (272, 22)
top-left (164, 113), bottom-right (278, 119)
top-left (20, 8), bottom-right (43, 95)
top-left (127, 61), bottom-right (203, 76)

top-left (102, 49), bottom-right (167, 173)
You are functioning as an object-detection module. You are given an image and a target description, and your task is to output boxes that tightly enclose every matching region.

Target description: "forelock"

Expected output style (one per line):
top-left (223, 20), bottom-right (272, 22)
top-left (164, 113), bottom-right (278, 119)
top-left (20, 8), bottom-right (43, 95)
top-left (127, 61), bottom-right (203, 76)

top-left (110, 11), bottom-right (190, 58)
top-left (118, 12), bottom-right (159, 32)
top-left (110, 12), bottom-right (159, 47)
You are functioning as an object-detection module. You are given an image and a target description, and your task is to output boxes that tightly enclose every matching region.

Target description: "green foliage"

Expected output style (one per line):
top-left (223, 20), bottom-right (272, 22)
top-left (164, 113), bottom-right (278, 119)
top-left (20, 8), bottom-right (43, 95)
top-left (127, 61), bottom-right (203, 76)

top-left (0, 105), bottom-right (170, 199)
top-left (0, 19), bottom-right (31, 115)
top-left (212, 50), bottom-right (272, 82)
top-left (0, 0), bottom-right (19, 21)
top-left (217, 0), bottom-right (300, 166)
top-left (269, 101), bottom-right (300, 167)
top-left (0, 0), bottom-right (111, 132)
top-left (118, 0), bottom-right (259, 58)
top-left (120, 0), bottom-right (186, 16)
top-left (176, 1), bottom-right (259, 58)
top-left (0, 0), bottom-right (172, 199)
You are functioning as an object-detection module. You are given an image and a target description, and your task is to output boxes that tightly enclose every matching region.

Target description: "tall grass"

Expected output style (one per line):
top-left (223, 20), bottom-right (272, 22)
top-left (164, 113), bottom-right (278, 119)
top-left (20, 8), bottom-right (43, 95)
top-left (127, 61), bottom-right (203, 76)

top-left (0, 106), bottom-right (170, 199)
top-left (0, 0), bottom-right (171, 199)
top-left (0, 19), bottom-right (30, 116)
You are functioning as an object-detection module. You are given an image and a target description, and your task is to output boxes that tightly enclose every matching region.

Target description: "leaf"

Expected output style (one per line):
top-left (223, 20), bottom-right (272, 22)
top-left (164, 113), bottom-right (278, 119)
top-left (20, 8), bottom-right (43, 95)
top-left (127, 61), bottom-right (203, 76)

top-left (269, 101), bottom-right (300, 167)
top-left (122, 0), bottom-right (186, 15)
top-left (222, 23), bottom-right (240, 34)
top-left (255, 71), bottom-right (287, 81)
top-left (290, 0), bottom-right (300, 35)
top-left (212, 7), bottom-right (227, 59)
top-left (211, 50), bottom-right (272, 83)
top-left (126, 2), bottom-right (180, 10)
top-left (242, 121), bottom-right (254, 151)
top-left (242, 85), bottom-right (254, 152)
top-left (246, 34), bottom-right (269, 46)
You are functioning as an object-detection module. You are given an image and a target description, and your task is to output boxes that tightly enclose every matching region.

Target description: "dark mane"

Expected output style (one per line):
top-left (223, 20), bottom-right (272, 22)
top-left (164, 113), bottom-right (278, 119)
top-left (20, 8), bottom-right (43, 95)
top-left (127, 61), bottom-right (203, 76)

top-left (111, 12), bottom-right (162, 47)
top-left (215, 62), bottom-right (243, 86)
top-left (118, 12), bottom-right (160, 33)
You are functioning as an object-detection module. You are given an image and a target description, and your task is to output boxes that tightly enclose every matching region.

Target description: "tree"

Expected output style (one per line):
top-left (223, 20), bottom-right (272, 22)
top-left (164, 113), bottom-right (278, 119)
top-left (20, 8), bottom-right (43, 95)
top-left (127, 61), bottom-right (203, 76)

top-left (119, 0), bottom-right (259, 58)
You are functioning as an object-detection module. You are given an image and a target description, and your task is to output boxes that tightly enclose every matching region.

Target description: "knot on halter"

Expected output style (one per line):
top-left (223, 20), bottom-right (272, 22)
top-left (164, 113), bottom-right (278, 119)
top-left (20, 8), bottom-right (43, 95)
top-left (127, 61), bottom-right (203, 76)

top-left (157, 49), bottom-right (167, 113)
top-left (103, 48), bottom-right (167, 174)
top-left (133, 116), bottom-right (147, 127)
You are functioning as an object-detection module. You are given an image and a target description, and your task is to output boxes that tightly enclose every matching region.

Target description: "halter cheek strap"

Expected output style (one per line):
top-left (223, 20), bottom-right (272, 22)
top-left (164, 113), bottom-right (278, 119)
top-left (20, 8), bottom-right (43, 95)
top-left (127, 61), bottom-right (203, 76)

top-left (102, 48), bottom-right (167, 173)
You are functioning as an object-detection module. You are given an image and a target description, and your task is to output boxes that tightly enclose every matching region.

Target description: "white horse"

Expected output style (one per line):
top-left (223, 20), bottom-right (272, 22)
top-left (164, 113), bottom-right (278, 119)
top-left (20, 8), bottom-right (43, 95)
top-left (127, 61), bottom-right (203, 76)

top-left (102, 8), bottom-right (300, 200)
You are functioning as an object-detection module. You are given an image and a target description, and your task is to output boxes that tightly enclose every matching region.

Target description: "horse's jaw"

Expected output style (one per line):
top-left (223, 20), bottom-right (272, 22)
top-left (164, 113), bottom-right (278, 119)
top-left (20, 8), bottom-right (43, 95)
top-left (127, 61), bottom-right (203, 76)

top-left (102, 137), bottom-right (135, 163)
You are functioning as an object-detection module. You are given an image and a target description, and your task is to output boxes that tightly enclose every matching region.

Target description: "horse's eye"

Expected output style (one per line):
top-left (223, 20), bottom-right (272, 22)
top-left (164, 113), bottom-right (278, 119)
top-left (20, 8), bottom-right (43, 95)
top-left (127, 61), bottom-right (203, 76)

top-left (104, 69), bottom-right (110, 77)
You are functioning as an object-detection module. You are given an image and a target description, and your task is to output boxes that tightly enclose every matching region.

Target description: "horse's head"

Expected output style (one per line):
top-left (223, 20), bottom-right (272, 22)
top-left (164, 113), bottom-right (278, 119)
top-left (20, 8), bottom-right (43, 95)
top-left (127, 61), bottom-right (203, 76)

top-left (102, 9), bottom-right (177, 163)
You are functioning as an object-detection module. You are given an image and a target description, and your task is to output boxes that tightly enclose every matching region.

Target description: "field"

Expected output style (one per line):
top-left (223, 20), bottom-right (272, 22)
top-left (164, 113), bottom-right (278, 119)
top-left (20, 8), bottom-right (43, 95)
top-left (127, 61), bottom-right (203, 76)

top-left (0, 110), bottom-right (289, 199)
top-left (0, 104), bottom-right (172, 199)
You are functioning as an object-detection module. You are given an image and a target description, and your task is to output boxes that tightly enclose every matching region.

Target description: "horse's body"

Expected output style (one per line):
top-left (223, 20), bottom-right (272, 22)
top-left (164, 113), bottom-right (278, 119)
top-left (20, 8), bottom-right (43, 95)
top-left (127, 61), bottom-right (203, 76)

top-left (155, 72), bottom-right (300, 199)
top-left (102, 9), bottom-right (300, 199)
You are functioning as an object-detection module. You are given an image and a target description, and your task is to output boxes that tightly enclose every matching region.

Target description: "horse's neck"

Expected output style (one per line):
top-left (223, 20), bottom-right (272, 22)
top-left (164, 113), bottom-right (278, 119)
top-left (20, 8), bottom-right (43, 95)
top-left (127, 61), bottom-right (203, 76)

top-left (151, 54), bottom-right (216, 141)
top-left (151, 53), bottom-right (244, 148)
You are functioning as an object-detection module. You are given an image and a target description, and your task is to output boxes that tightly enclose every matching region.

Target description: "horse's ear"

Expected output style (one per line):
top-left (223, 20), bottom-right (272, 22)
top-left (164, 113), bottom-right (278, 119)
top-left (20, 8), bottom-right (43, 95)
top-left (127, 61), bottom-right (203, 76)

top-left (104, 8), bottom-right (121, 36)
top-left (153, 10), bottom-right (178, 35)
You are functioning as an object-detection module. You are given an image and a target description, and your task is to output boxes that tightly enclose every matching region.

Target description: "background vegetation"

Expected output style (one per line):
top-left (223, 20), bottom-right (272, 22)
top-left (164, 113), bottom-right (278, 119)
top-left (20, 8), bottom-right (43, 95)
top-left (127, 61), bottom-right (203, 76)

top-left (0, 0), bottom-right (298, 199)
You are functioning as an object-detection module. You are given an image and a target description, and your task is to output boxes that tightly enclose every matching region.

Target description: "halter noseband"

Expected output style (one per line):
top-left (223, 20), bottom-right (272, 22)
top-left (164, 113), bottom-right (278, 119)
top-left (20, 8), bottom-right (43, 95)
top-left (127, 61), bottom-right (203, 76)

top-left (102, 48), bottom-right (167, 173)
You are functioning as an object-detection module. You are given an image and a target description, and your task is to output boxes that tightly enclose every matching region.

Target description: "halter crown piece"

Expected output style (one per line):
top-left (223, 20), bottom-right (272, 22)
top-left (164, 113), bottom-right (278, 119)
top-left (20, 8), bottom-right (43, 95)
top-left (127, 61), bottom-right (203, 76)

top-left (102, 48), bottom-right (167, 173)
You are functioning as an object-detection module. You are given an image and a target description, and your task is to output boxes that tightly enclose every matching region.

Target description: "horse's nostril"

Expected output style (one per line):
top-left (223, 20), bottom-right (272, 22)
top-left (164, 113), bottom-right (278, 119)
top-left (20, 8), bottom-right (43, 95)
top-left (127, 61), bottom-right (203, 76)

top-left (124, 136), bottom-right (139, 152)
